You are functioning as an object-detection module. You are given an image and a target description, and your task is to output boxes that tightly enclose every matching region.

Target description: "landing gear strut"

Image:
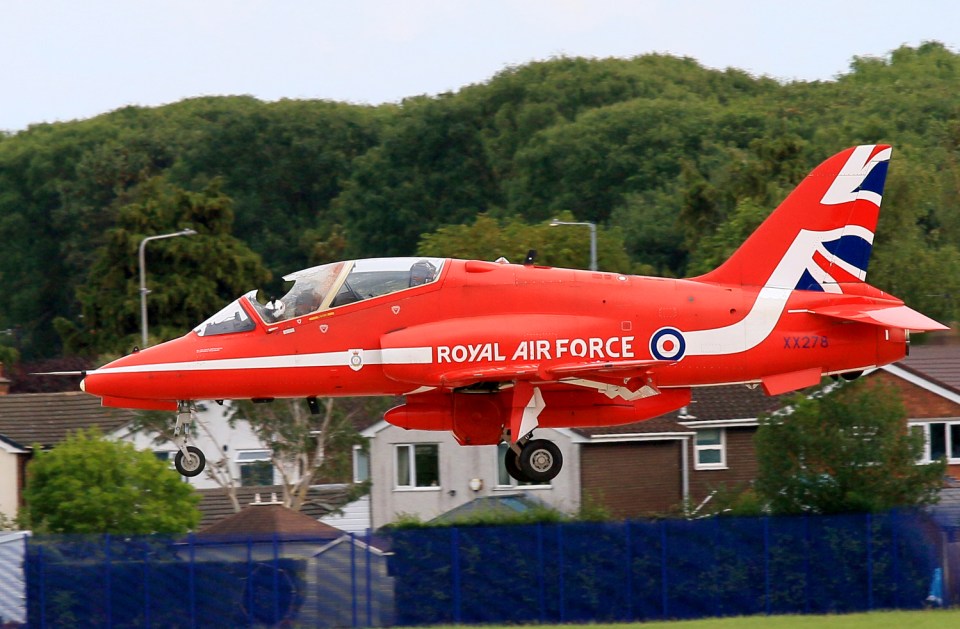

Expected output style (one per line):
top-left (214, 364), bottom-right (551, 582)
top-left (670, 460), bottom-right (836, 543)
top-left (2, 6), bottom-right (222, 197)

top-left (173, 402), bottom-right (206, 477)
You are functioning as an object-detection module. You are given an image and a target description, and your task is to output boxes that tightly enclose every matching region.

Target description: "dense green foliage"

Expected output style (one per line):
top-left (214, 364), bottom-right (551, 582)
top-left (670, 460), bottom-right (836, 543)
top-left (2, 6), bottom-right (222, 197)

top-left (753, 380), bottom-right (945, 514)
top-left (23, 428), bottom-right (201, 533)
top-left (1, 43), bottom-right (958, 361)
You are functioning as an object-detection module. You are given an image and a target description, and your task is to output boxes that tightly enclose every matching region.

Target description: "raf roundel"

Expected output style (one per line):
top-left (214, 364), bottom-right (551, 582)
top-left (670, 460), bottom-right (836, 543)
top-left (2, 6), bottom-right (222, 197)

top-left (650, 327), bottom-right (686, 361)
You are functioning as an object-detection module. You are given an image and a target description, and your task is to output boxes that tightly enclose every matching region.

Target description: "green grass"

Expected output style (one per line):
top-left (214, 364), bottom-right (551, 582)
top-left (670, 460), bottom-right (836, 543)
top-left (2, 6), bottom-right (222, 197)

top-left (427, 609), bottom-right (960, 629)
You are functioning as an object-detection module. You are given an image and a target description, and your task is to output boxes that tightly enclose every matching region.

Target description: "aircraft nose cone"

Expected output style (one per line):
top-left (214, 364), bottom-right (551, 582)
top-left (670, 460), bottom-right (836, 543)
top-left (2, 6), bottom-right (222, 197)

top-left (79, 377), bottom-right (86, 392)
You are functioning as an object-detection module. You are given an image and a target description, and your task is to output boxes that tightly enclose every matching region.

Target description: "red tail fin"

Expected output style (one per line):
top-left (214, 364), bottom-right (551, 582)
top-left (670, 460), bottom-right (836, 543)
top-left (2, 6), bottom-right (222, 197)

top-left (695, 145), bottom-right (891, 292)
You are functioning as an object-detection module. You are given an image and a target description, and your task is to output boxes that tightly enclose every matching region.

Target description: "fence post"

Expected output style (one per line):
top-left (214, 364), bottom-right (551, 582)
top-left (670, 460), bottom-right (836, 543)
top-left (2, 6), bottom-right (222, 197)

top-left (764, 516), bottom-right (771, 616)
top-left (557, 523), bottom-right (565, 623)
top-left (660, 519), bottom-right (668, 619)
top-left (273, 534), bottom-right (281, 626)
top-left (350, 532), bottom-right (358, 628)
top-left (245, 537), bottom-right (254, 624)
top-left (104, 534), bottom-right (112, 629)
top-left (188, 533), bottom-right (197, 629)
top-left (143, 543), bottom-right (151, 629)
top-left (892, 512), bottom-right (900, 607)
top-left (450, 527), bottom-right (461, 623)
top-left (536, 523), bottom-right (545, 622)
top-left (37, 543), bottom-right (45, 629)
top-left (365, 529), bottom-right (373, 627)
top-left (803, 514), bottom-right (810, 614)
top-left (866, 512), bottom-right (874, 610)
top-left (625, 521), bottom-right (633, 621)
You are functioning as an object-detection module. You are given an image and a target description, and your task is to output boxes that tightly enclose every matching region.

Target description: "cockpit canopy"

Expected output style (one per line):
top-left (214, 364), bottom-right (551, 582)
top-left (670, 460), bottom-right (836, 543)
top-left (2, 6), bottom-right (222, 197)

top-left (195, 257), bottom-right (444, 337)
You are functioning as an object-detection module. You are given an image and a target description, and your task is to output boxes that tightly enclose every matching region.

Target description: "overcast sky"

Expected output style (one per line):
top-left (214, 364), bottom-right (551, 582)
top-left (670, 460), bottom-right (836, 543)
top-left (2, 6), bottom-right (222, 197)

top-left (3, 0), bottom-right (958, 133)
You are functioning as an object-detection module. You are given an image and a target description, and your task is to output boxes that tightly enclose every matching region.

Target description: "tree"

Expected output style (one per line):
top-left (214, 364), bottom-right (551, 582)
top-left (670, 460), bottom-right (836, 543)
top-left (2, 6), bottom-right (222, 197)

top-left (23, 428), bottom-right (201, 534)
top-left (227, 397), bottom-right (387, 511)
top-left (416, 211), bottom-right (638, 273)
top-left (130, 396), bottom-right (385, 514)
top-left (753, 380), bottom-right (945, 515)
top-left (57, 176), bottom-right (272, 355)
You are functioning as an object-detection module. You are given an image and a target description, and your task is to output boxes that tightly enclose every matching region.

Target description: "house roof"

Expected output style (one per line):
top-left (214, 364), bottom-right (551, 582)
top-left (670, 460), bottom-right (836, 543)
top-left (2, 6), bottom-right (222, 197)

top-left (898, 345), bottom-right (960, 396)
top-left (575, 385), bottom-right (789, 438)
top-left (195, 484), bottom-right (352, 530)
top-left (574, 414), bottom-right (693, 439)
top-left (0, 391), bottom-right (136, 449)
top-left (197, 499), bottom-right (345, 538)
top-left (429, 492), bottom-right (548, 524)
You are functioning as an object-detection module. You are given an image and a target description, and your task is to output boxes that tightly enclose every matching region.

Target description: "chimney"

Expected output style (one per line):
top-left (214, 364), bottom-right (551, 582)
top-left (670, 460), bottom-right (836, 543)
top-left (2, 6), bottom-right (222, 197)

top-left (0, 365), bottom-right (10, 395)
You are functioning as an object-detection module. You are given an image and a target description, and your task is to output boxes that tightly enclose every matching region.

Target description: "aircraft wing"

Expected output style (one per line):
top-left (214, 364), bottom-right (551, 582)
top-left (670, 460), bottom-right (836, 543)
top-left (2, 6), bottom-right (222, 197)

top-left (544, 359), bottom-right (663, 376)
top-left (436, 364), bottom-right (542, 388)
top-left (433, 359), bottom-right (662, 389)
top-left (807, 303), bottom-right (948, 331)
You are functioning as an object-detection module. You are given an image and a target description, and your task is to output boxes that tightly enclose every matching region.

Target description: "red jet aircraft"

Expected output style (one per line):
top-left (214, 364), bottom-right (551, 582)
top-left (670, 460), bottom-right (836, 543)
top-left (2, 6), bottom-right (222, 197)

top-left (80, 145), bottom-right (948, 481)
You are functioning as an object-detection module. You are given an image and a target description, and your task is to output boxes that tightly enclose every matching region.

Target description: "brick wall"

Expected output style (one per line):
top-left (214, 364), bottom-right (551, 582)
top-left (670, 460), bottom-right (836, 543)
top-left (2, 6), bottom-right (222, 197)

top-left (872, 371), bottom-right (960, 418)
top-left (688, 427), bottom-right (759, 504)
top-left (581, 441), bottom-right (683, 518)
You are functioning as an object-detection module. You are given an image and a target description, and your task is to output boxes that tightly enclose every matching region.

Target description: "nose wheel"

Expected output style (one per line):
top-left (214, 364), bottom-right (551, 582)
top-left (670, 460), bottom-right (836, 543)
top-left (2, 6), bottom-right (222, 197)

top-left (175, 445), bottom-right (206, 477)
top-left (173, 402), bottom-right (207, 478)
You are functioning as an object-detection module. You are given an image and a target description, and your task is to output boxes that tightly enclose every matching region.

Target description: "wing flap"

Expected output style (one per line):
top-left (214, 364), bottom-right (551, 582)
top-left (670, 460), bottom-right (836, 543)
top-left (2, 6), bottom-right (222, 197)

top-left (434, 359), bottom-right (662, 389)
top-left (809, 304), bottom-right (948, 331)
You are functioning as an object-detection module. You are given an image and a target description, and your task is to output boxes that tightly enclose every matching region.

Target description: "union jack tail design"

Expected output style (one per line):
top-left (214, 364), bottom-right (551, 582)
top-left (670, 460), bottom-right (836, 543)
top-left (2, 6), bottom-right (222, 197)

top-left (696, 145), bottom-right (891, 292)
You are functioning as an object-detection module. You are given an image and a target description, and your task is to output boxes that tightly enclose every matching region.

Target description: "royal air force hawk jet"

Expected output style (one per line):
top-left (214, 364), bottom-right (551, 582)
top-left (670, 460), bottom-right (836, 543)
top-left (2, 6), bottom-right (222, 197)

top-left (78, 145), bottom-right (948, 482)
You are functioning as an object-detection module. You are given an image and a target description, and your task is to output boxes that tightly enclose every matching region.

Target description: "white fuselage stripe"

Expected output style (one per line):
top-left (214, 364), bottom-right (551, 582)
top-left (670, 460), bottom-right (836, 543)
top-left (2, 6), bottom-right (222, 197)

top-left (89, 346), bottom-right (433, 375)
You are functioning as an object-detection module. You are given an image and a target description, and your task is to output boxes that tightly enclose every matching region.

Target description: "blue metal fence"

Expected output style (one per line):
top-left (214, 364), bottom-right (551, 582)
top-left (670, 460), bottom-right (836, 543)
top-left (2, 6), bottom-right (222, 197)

top-left (389, 512), bottom-right (944, 625)
top-left (2, 511), bottom-right (949, 628)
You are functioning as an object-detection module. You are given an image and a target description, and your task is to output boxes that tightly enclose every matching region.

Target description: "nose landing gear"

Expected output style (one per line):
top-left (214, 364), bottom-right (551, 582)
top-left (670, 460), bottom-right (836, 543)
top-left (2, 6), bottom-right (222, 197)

top-left (173, 402), bottom-right (206, 477)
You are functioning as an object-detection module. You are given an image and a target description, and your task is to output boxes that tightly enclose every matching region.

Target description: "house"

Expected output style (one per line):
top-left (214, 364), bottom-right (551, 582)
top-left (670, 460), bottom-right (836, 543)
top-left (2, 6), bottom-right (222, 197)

top-left (360, 344), bottom-right (960, 526)
top-left (190, 496), bottom-right (394, 627)
top-left (360, 421), bottom-right (581, 529)
top-left (0, 391), bottom-right (136, 522)
top-left (0, 390), bottom-right (332, 526)
top-left (195, 484), bottom-right (354, 530)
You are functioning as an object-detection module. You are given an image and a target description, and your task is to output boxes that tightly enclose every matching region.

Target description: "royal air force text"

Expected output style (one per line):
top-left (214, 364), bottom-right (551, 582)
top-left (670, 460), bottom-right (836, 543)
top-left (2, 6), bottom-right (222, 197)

top-left (436, 337), bottom-right (635, 364)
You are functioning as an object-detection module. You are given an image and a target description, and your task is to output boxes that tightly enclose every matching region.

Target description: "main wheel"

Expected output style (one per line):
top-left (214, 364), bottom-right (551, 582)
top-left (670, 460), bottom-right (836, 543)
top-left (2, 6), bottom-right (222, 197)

top-left (504, 446), bottom-right (532, 483)
top-left (175, 446), bottom-right (206, 477)
top-left (518, 439), bottom-right (563, 483)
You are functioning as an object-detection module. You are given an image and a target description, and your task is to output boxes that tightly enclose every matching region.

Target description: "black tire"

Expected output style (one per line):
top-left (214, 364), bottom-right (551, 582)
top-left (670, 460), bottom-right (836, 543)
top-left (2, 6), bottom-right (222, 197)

top-left (504, 446), bottom-right (532, 483)
top-left (518, 439), bottom-right (563, 483)
top-left (175, 446), bottom-right (206, 477)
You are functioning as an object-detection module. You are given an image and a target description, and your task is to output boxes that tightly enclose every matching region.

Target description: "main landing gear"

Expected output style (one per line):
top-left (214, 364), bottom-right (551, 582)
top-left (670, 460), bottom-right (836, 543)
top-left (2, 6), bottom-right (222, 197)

top-left (173, 402), bottom-right (206, 477)
top-left (500, 383), bottom-right (563, 483)
top-left (504, 435), bottom-right (564, 484)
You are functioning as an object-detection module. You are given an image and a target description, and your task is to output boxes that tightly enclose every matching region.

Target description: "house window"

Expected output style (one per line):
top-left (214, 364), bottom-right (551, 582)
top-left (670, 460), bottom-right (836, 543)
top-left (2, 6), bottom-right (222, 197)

top-left (694, 428), bottom-right (726, 469)
top-left (395, 444), bottom-right (440, 488)
top-left (915, 422), bottom-right (960, 463)
top-left (236, 450), bottom-right (273, 486)
top-left (496, 443), bottom-right (550, 487)
top-left (353, 444), bottom-right (370, 483)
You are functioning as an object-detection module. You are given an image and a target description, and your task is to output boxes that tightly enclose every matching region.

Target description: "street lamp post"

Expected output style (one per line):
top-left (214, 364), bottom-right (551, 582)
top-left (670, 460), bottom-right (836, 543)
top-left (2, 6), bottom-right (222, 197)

top-left (549, 219), bottom-right (597, 271)
top-left (139, 228), bottom-right (197, 348)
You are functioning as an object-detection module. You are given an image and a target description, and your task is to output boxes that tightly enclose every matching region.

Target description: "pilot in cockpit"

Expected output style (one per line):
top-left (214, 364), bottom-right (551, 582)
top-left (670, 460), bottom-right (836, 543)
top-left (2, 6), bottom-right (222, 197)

top-left (409, 259), bottom-right (437, 287)
top-left (294, 289), bottom-right (320, 316)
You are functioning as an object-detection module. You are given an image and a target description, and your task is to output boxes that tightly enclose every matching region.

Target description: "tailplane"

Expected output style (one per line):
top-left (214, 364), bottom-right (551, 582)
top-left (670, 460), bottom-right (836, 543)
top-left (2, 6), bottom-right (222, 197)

top-left (696, 145), bottom-right (891, 292)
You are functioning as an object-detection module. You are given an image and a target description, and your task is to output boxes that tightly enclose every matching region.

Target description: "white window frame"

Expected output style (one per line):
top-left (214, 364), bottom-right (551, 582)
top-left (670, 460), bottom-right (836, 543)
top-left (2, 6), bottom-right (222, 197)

top-left (394, 443), bottom-right (441, 491)
top-left (353, 444), bottom-right (370, 483)
top-left (235, 449), bottom-right (274, 486)
top-left (911, 421), bottom-right (960, 464)
top-left (694, 428), bottom-right (727, 470)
